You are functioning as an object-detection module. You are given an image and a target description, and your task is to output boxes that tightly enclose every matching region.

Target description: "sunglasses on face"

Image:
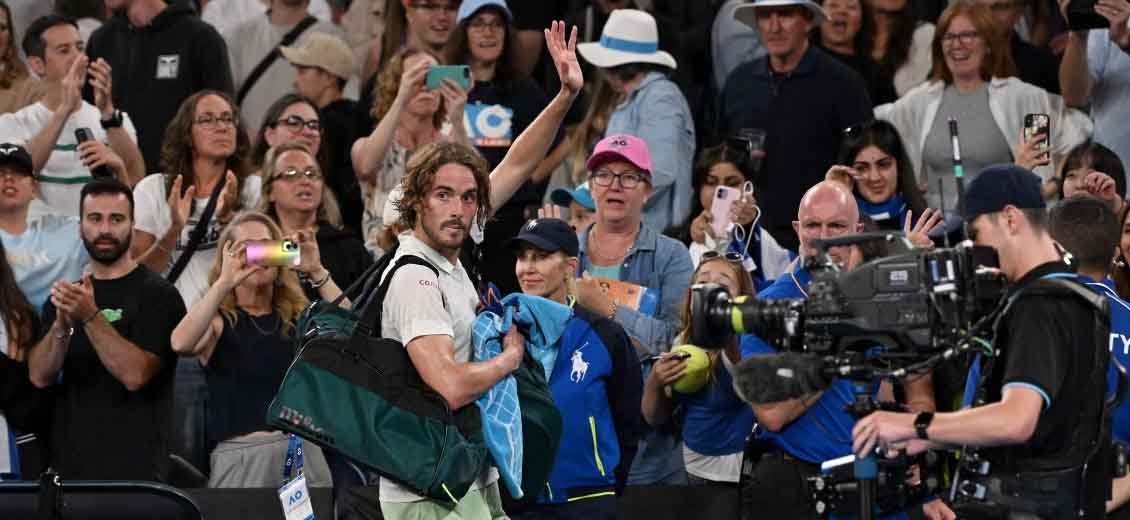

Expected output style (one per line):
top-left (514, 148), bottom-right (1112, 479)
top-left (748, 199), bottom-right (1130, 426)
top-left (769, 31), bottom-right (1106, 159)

top-left (273, 166), bottom-right (322, 182)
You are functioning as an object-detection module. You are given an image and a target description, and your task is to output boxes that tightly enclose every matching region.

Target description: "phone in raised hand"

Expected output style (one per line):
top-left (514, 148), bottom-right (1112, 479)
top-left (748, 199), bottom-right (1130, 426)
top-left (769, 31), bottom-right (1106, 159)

top-left (245, 239), bottom-right (301, 267)
top-left (1023, 113), bottom-right (1050, 163)
top-left (710, 185), bottom-right (742, 237)
top-left (426, 65), bottom-right (471, 91)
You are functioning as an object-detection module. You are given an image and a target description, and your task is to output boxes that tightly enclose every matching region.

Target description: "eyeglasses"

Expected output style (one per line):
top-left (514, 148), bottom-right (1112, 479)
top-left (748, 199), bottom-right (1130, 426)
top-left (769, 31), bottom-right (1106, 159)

top-left (412, 2), bottom-right (457, 13)
top-left (194, 113), bottom-right (237, 129)
top-left (701, 251), bottom-right (744, 263)
top-left (275, 115), bottom-right (321, 133)
top-left (590, 169), bottom-right (648, 189)
top-left (941, 30), bottom-right (980, 45)
top-left (468, 19), bottom-right (506, 32)
top-left (273, 166), bottom-right (322, 182)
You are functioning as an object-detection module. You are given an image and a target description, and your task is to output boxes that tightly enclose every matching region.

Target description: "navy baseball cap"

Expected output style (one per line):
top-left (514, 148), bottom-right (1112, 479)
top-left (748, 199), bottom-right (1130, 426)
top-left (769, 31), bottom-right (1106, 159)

top-left (550, 182), bottom-right (595, 211)
top-left (0, 143), bottom-right (33, 175)
top-left (509, 218), bottom-right (580, 257)
top-left (963, 164), bottom-right (1046, 221)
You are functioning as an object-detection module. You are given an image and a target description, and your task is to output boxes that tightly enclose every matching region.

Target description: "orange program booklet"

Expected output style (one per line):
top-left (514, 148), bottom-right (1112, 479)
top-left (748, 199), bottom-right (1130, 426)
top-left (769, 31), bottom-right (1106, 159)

top-left (591, 277), bottom-right (659, 316)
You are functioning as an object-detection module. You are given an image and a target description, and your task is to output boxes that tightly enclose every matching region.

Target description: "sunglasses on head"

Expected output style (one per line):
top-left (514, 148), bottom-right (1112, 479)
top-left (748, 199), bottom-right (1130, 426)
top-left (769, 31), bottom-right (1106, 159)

top-left (701, 251), bottom-right (744, 263)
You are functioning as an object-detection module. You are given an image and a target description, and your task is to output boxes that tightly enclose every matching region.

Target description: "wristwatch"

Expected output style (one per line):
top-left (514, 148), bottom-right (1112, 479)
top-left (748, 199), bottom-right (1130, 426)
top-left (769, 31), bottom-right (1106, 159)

top-left (100, 109), bottom-right (123, 129)
top-left (914, 411), bottom-right (935, 440)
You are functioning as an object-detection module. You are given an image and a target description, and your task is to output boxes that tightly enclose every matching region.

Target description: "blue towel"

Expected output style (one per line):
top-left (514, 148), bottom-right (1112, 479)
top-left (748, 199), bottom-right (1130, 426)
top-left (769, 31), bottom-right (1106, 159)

top-left (472, 307), bottom-right (524, 498)
top-left (472, 294), bottom-right (573, 499)
top-left (501, 293), bottom-right (573, 381)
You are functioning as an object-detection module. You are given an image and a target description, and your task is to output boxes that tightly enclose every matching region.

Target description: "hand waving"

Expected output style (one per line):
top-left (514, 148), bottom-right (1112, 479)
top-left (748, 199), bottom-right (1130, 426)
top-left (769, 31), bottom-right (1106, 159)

top-left (904, 208), bottom-right (943, 249)
top-left (545, 21), bottom-right (582, 97)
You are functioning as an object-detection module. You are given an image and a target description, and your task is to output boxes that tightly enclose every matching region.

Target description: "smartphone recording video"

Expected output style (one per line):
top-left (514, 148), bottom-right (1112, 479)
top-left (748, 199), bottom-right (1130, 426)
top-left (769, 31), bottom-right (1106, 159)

top-left (245, 240), bottom-right (301, 267)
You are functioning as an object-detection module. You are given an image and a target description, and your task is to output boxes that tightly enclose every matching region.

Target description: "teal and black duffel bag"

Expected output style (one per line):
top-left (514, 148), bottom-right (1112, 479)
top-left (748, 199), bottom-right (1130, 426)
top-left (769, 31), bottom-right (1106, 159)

top-left (266, 254), bottom-right (490, 502)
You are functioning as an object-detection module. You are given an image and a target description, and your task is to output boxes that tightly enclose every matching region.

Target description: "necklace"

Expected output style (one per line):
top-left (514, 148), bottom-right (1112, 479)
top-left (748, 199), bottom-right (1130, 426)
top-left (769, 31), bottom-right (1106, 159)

top-left (245, 310), bottom-right (280, 336)
top-left (589, 227), bottom-right (634, 265)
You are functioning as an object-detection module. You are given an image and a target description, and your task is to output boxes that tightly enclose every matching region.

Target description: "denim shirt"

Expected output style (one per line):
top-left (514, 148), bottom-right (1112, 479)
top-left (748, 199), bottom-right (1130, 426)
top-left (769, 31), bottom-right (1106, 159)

top-left (605, 73), bottom-right (696, 234)
top-left (577, 223), bottom-right (694, 484)
top-left (576, 223), bottom-right (694, 358)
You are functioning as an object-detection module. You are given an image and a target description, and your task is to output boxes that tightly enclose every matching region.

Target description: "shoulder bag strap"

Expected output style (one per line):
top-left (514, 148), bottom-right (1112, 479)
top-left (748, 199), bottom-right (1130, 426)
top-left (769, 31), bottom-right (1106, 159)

top-left (167, 175), bottom-right (227, 284)
top-left (356, 255), bottom-right (438, 337)
top-left (235, 15), bottom-right (317, 106)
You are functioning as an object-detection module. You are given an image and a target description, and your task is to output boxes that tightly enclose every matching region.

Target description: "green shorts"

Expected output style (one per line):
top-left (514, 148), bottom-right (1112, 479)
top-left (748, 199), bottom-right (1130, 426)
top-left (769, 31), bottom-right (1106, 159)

top-left (379, 482), bottom-right (508, 520)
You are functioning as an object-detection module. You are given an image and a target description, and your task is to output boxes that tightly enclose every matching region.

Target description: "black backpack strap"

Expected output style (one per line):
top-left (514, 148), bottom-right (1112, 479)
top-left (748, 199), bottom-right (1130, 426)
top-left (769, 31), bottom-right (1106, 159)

top-left (356, 255), bottom-right (438, 336)
top-left (235, 15), bottom-right (317, 106)
top-left (167, 174), bottom-right (227, 284)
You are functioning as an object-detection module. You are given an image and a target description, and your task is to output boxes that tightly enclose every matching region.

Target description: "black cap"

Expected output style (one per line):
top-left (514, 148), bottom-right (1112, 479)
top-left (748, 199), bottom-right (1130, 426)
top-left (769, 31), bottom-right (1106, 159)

top-left (508, 218), bottom-right (580, 257)
top-left (0, 143), bottom-right (33, 176)
top-left (963, 163), bottom-right (1046, 221)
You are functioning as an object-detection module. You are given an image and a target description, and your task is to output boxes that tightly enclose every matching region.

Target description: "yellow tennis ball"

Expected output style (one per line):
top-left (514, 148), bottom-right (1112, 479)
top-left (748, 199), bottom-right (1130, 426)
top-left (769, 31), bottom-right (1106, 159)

top-left (671, 345), bottom-right (712, 394)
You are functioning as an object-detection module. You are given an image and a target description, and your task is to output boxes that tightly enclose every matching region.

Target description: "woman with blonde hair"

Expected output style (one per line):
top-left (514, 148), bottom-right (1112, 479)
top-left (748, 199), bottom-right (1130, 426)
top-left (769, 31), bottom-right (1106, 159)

top-left (169, 211), bottom-right (336, 487)
top-left (351, 46), bottom-right (470, 256)
top-left (642, 253), bottom-right (756, 487)
top-left (258, 142), bottom-right (371, 302)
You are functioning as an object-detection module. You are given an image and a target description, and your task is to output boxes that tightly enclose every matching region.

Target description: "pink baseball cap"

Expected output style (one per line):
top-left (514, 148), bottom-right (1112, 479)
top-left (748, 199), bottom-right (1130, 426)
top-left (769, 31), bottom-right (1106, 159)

top-left (586, 134), bottom-right (653, 174)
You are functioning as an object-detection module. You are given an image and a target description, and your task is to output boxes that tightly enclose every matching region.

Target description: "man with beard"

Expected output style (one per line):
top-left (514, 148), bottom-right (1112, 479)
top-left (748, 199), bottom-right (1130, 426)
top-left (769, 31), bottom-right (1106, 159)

top-left (341, 21), bottom-right (583, 520)
top-left (27, 178), bottom-right (186, 481)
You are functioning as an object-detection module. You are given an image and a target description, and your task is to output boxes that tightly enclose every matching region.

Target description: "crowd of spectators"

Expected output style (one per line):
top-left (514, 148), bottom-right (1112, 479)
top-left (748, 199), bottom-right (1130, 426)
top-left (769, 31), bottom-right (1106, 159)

top-left (0, 0), bottom-right (1129, 518)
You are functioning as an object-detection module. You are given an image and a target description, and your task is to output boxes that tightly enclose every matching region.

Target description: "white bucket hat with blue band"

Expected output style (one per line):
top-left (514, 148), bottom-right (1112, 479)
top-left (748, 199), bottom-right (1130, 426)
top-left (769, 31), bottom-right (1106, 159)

top-left (577, 9), bottom-right (677, 70)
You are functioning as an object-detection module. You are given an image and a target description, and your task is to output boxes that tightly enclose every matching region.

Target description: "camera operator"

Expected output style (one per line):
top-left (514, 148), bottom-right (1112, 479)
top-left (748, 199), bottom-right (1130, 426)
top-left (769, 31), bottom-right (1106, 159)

top-left (852, 164), bottom-right (1114, 520)
top-left (1048, 194), bottom-right (1130, 517)
top-left (739, 180), bottom-right (945, 520)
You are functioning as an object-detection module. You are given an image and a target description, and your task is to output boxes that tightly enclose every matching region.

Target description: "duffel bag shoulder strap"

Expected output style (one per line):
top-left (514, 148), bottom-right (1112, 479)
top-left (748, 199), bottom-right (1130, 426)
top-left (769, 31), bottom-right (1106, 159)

top-left (357, 254), bottom-right (439, 336)
top-left (333, 244), bottom-right (400, 308)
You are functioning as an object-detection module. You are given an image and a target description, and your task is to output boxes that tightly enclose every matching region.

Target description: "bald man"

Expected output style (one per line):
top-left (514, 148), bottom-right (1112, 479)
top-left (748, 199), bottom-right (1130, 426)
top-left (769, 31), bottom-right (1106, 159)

top-left (792, 180), bottom-right (863, 268)
top-left (737, 181), bottom-right (945, 520)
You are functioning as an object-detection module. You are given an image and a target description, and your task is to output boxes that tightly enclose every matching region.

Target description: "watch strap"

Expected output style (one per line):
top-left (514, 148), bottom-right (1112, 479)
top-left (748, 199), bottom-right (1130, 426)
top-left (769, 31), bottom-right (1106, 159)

top-left (100, 110), bottom-right (123, 129)
top-left (914, 411), bottom-right (935, 440)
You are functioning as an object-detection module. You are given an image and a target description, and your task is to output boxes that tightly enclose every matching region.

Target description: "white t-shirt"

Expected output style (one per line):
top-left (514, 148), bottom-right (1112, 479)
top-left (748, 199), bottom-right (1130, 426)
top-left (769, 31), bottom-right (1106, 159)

top-left (0, 101), bottom-right (137, 217)
top-left (377, 232), bottom-right (498, 502)
top-left (224, 15), bottom-right (346, 131)
top-left (202, 0), bottom-right (332, 38)
top-left (132, 174), bottom-right (262, 308)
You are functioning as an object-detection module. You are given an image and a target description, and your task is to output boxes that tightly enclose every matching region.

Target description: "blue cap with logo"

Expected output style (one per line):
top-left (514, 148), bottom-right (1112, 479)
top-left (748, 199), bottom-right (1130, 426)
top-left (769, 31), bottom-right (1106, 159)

top-left (508, 218), bottom-right (580, 257)
top-left (457, 0), bottom-right (512, 24)
top-left (550, 182), bottom-right (595, 211)
top-left (962, 163), bottom-right (1046, 221)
